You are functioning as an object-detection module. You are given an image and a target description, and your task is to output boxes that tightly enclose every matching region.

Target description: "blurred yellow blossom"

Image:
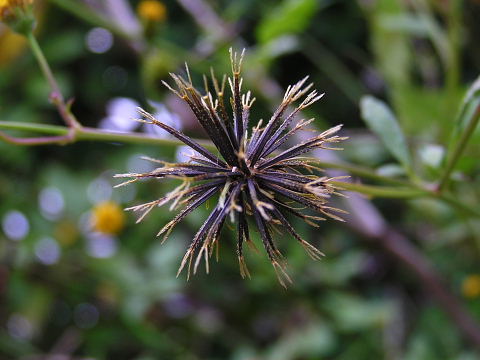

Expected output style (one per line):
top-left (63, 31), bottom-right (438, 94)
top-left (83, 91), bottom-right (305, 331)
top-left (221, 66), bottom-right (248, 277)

top-left (462, 275), bottom-right (480, 298)
top-left (0, 0), bottom-right (35, 35)
top-left (0, 0), bottom-right (32, 21)
top-left (54, 220), bottom-right (79, 246)
top-left (91, 201), bottom-right (125, 235)
top-left (137, 0), bottom-right (166, 22)
top-left (0, 27), bottom-right (27, 65)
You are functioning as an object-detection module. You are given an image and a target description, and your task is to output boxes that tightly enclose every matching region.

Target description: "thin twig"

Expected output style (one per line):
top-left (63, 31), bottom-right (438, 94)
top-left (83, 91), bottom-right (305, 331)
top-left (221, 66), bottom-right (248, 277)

top-left (0, 131), bottom-right (75, 145)
top-left (27, 32), bottom-right (81, 130)
top-left (0, 121), bottom-right (215, 149)
top-left (438, 104), bottom-right (480, 192)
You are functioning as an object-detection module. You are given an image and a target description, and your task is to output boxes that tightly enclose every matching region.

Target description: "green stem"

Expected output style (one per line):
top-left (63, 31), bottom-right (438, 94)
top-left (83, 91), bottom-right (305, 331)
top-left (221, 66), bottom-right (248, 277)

top-left (0, 121), bottom-right (405, 184)
top-left (332, 181), bottom-right (428, 199)
top-left (0, 121), bottom-right (65, 135)
top-left (334, 181), bottom-right (480, 217)
top-left (445, 0), bottom-right (462, 96)
top-left (27, 32), bottom-right (61, 97)
top-left (1, 121), bottom-right (479, 217)
top-left (27, 31), bottom-right (81, 128)
top-left (438, 104), bottom-right (480, 192)
top-left (438, 193), bottom-right (480, 218)
top-left (412, 0), bottom-right (449, 73)
top-left (0, 121), bottom-right (215, 149)
top-left (309, 160), bottom-right (410, 186)
top-left (77, 127), bottom-right (214, 148)
top-left (0, 121), bottom-right (411, 186)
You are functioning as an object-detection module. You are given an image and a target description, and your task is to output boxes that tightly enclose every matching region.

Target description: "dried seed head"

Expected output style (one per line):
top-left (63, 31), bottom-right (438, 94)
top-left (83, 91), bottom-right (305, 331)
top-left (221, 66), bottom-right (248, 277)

top-left (116, 49), bottom-right (348, 287)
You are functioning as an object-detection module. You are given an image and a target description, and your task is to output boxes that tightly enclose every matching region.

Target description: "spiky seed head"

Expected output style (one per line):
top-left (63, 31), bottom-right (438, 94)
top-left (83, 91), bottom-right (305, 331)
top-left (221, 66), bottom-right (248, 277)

top-left (115, 49), bottom-right (348, 287)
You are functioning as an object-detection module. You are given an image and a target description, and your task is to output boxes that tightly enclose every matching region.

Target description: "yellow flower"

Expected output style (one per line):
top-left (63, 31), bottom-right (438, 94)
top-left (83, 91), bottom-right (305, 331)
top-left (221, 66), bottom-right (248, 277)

top-left (0, 0), bottom-right (32, 21)
top-left (0, 0), bottom-right (34, 35)
top-left (54, 220), bottom-right (79, 246)
top-left (462, 275), bottom-right (480, 298)
top-left (137, 0), bottom-right (166, 22)
top-left (0, 27), bottom-right (27, 66)
top-left (91, 201), bottom-right (125, 235)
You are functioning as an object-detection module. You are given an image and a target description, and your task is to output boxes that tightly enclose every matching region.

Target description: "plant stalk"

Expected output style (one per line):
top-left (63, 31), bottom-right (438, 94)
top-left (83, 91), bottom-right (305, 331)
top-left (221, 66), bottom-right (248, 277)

top-left (0, 121), bottom-right (214, 149)
top-left (438, 104), bottom-right (480, 192)
top-left (27, 32), bottom-right (81, 129)
top-left (1, 120), bottom-right (479, 218)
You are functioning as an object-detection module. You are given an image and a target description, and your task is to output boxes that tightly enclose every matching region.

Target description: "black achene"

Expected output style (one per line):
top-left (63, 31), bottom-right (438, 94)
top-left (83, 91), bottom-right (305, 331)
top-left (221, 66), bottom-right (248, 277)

top-left (115, 49), bottom-right (348, 287)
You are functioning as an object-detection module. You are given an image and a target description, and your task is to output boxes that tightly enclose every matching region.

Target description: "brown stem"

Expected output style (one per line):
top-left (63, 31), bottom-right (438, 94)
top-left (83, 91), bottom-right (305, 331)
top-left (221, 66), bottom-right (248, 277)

top-left (344, 192), bottom-right (480, 348)
top-left (382, 228), bottom-right (480, 346)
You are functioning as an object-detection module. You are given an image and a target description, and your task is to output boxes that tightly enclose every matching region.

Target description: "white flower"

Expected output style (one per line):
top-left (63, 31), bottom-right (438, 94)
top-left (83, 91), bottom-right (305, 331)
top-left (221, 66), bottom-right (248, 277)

top-left (99, 97), bottom-right (140, 132)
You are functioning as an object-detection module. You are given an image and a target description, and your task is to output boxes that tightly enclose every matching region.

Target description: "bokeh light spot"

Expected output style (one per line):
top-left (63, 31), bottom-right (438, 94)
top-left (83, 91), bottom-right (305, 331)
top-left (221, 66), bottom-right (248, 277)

top-left (85, 27), bottom-right (113, 54)
top-left (39, 187), bottom-right (65, 220)
top-left (7, 314), bottom-right (33, 340)
top-left (87, 177), bottom-right (113, 204)
top-left (35, 237), bottom-right (61, 265)
top-left (2, 210), bottom-right (29, 241)
top-left (86, 233), bottom-right (117, 258)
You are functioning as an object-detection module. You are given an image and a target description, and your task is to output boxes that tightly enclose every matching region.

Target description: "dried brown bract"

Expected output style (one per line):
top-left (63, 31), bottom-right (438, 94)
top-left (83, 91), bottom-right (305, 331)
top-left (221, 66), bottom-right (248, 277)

top-left (115, 49), bottom-right (348, 287)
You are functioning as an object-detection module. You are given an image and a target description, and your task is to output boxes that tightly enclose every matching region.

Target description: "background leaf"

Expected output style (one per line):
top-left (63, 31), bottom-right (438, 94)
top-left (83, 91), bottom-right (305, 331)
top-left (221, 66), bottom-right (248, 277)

top-left (360, 95), bottom-right (412, 171)
top-left (256, 0), bottom-right (319, 44)
top-left (452, 75), bottom-right (480, 141)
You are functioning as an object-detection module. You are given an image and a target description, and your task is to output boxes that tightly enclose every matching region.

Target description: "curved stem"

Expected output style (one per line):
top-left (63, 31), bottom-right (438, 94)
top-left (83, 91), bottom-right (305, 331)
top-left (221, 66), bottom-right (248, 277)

top-left (438, 104), bottom-right (480, 192)
top-left (27, 32), bottom-right (59, 97)
top-left (27, 32), bottom-right (81, 129)
top-left (1, 120), bottom-right (479, 218)
top-left (313, 161), bottom-right (411, 186)
top-left (333, 181), bottom-right (428, 199)
top-left (0, 121), bottom-right (215, 149)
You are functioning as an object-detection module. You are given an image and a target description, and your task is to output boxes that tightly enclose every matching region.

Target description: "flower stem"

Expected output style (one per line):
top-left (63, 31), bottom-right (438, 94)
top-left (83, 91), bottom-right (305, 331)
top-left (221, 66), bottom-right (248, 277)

top-left (27, 32), bottom-right (60, 97)
top-left (1, 120), bottom-right (479, 217)
top-left (438, 104), bottom-right (480, 192)
top-left (313, 161), bottom-right (410, 186)
top-left (27, 31), bottom-right (81, 129)
top-left (332, 181), bottom-right (428, 199)
top-left (0, 121), bottom-right (215, 149)
top-left (335, 180), bottom-right (480, 217)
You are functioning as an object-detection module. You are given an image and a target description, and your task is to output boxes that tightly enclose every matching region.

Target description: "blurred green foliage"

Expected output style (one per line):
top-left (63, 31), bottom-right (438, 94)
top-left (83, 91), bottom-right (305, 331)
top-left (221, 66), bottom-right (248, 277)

top-left (0, 0), bottom-right (480, 359)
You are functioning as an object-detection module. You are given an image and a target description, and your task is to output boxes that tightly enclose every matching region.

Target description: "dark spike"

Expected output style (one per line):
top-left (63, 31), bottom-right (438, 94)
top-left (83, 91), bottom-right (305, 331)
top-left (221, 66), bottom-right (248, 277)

top-left (117, 49), bottom-right (346, 286)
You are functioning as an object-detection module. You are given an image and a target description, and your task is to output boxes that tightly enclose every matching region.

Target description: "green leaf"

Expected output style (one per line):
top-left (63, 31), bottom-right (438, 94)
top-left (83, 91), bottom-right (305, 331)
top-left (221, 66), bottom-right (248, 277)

top-left (322, 291), bottom-right (394, 332)
top-left (377, 14), bottom-right (430, 36)
top-left (265, 322), bottom-right (336, 360)
top-left (438, 75), bottom-right (480, 191)
top-left (452, 75), bottom-right (480, 138)
top-left (360, 95), bottom-right (412, 171)
top-left (256, 0), bottom-right (318, 44)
